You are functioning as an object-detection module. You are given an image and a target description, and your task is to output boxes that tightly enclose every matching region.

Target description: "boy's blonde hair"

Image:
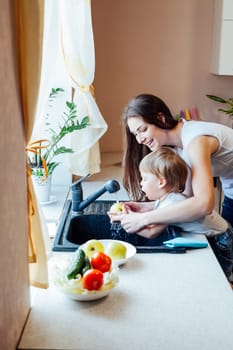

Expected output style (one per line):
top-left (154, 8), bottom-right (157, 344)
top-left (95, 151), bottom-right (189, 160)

top-left (139, 147), bottom-right (188, 193)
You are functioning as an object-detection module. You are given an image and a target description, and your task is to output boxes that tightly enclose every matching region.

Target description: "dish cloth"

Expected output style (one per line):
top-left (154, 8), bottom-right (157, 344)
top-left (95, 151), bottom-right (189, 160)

top-left (163, 237), bottom-right (208, 249)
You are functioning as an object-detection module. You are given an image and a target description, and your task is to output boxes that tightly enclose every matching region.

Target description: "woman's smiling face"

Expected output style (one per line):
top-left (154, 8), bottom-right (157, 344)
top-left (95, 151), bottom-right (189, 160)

top-left (127, 116), bottom-right (166, 151)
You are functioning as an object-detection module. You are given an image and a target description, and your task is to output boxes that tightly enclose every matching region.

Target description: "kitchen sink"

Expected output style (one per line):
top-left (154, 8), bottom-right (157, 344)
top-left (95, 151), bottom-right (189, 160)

top-left (52, 199), bottom-right (185, 253)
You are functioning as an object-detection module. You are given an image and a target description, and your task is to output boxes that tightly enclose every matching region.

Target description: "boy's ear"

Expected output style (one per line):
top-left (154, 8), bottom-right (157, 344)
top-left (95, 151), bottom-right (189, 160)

top-left (159, 177), bottom-right (167, 188)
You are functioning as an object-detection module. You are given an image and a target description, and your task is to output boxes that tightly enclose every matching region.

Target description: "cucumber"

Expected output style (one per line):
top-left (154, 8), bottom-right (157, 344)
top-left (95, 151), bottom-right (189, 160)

top-left (67, 248), bottom-right (86, 280)
top-left (81, 256), bottom-right (91, 275)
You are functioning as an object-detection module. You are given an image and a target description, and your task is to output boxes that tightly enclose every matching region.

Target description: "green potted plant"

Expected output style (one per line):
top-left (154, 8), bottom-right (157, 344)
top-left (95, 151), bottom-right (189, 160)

top-left (206, 94), bottom-right (233, 120)
top-left (26, 88), bottom-right (90, 202)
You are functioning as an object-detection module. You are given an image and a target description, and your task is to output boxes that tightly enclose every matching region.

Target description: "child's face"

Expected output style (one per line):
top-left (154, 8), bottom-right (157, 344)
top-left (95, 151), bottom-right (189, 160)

top-left (140, 170), bottom-right (165, 200)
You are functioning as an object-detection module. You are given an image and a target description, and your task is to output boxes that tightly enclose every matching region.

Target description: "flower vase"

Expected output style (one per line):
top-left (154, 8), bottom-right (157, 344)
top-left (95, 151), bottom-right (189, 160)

top-left (32, 174), bottom-right (52, 203)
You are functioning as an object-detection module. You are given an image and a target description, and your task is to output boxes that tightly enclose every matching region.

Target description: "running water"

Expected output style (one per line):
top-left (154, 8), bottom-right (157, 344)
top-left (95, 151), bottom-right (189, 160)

top-left (109, 199), bottom-right (139, 245)
top-left (110, 221), bottom-right (123, 239)
top-left (109, 197), bottom-right (124, 239)
top-left (110, 220), bottom-right (138, 244)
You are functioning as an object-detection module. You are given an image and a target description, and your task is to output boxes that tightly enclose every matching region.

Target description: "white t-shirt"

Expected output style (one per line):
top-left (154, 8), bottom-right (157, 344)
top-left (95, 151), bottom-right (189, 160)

top-left (154, 192), bottom-right (229, 237)
top-left (177, 120), bottom-right (233, 199)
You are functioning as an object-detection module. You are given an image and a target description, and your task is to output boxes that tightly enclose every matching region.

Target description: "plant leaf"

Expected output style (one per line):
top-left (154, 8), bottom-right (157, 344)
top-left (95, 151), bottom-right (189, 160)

top-left (218, 108), bottom-right (233, 116)
top-left (48, 162), bottom-right (60, 174)
top-left (66, 101), bottom-right (75, 109)
top-left (53, 147), bottom-right (74, 156)
top-left (81, 116), bottom-right (90, 126)
top-left (206, 94), bottom-right (227, 103)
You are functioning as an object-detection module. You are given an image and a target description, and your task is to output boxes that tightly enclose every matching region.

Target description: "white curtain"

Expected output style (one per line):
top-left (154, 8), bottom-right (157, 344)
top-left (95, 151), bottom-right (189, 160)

top-left (15, 0), bottom-right (59, 287)
top-left (59, 0), bottom-right (108, 176)
top-left (31, 0), bottom-right (60, 140)
top-left (29, 0), bottom-right (60, 284)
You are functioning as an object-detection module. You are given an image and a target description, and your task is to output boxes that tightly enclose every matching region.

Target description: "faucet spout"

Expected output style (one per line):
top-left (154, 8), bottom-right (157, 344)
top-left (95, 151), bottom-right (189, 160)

top-left (71, 177), bottom-right (120, 214)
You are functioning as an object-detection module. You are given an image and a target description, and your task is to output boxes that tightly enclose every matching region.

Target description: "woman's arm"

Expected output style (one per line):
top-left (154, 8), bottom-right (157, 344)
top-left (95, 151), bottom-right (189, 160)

top-left (134, 224), bottom-right (167, 238)
top-left (118, 136), bottom-right (218, 233)
top-left (123, 201), bottom-right (155, 213)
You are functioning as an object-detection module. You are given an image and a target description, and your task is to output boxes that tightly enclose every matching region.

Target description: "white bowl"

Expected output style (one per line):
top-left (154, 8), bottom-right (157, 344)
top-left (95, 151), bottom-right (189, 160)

top-left (61, 288), bottom-right (113, 301)
top-left (50, 255), bottom-right (119, 301)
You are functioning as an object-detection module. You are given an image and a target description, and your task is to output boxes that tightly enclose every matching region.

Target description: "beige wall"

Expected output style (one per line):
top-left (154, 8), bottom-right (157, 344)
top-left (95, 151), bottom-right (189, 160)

top-left (92, 0), bottom-right (233, 152)
top-left (0, 2), bottom-right (30, 349)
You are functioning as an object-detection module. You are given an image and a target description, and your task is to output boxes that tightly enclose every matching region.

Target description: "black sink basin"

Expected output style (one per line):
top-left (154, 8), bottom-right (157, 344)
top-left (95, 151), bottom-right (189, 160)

top-left (52, 200), bottom-right (185, 253)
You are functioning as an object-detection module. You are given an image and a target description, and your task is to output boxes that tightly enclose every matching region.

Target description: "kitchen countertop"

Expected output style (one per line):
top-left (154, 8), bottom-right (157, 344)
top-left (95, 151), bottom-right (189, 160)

top-left (18, 235), bottom-right (233, 350)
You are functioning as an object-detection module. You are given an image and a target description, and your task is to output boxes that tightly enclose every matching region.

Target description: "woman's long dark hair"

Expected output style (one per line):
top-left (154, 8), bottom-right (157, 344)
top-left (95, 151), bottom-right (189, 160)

top-left (122, 94), bottom-right (178, 200)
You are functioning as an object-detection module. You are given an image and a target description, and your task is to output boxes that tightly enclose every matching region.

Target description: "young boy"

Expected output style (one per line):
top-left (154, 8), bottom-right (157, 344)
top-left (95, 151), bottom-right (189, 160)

top-left (124, 147), bottom-right (233, 281)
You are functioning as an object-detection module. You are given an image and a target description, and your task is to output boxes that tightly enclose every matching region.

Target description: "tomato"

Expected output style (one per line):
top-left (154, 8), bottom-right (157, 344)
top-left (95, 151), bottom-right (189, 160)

top-left (82, 269), bottom-right (104, 290)
top-left (91, 252), bottom-right (112, 273)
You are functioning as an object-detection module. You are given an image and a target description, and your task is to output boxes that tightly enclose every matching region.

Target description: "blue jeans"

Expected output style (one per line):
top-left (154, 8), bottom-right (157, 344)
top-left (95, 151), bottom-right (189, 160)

top-left (222, 196), bottom-right (233, 226)
top-left (207, 195), bottom-right (233, 281)
top-left (208, 226), bottom-right (233, 281)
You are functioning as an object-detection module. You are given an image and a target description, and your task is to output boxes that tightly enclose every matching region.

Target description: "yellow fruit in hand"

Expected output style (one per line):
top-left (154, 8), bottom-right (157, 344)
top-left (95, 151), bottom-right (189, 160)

top-left (109, 202), bottom-right (123, 213)
top-left (82, 239), bottom-right (104, 258)
top-left (105, 241), bottom-right (127, 260)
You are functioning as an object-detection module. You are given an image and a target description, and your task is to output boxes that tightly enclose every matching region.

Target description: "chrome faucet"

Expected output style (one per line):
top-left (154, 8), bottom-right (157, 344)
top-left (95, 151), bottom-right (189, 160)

top-left (71, 174), bottom-right (120, 213)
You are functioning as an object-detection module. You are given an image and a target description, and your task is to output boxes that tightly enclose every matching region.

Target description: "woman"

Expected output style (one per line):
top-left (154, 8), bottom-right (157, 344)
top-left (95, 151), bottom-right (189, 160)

top-left (113, 93), bottom-right (233, 232)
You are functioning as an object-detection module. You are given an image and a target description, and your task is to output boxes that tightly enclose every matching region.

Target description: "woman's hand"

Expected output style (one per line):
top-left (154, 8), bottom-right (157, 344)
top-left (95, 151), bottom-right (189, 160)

top-left (119, 211), bottom-right (145, 233)
top-left (108, 203), bottom-right (145, 231)
top-left (123, 201), bottom-right (155, 213)
top-left (111, 204), bottom-right (151, 233)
